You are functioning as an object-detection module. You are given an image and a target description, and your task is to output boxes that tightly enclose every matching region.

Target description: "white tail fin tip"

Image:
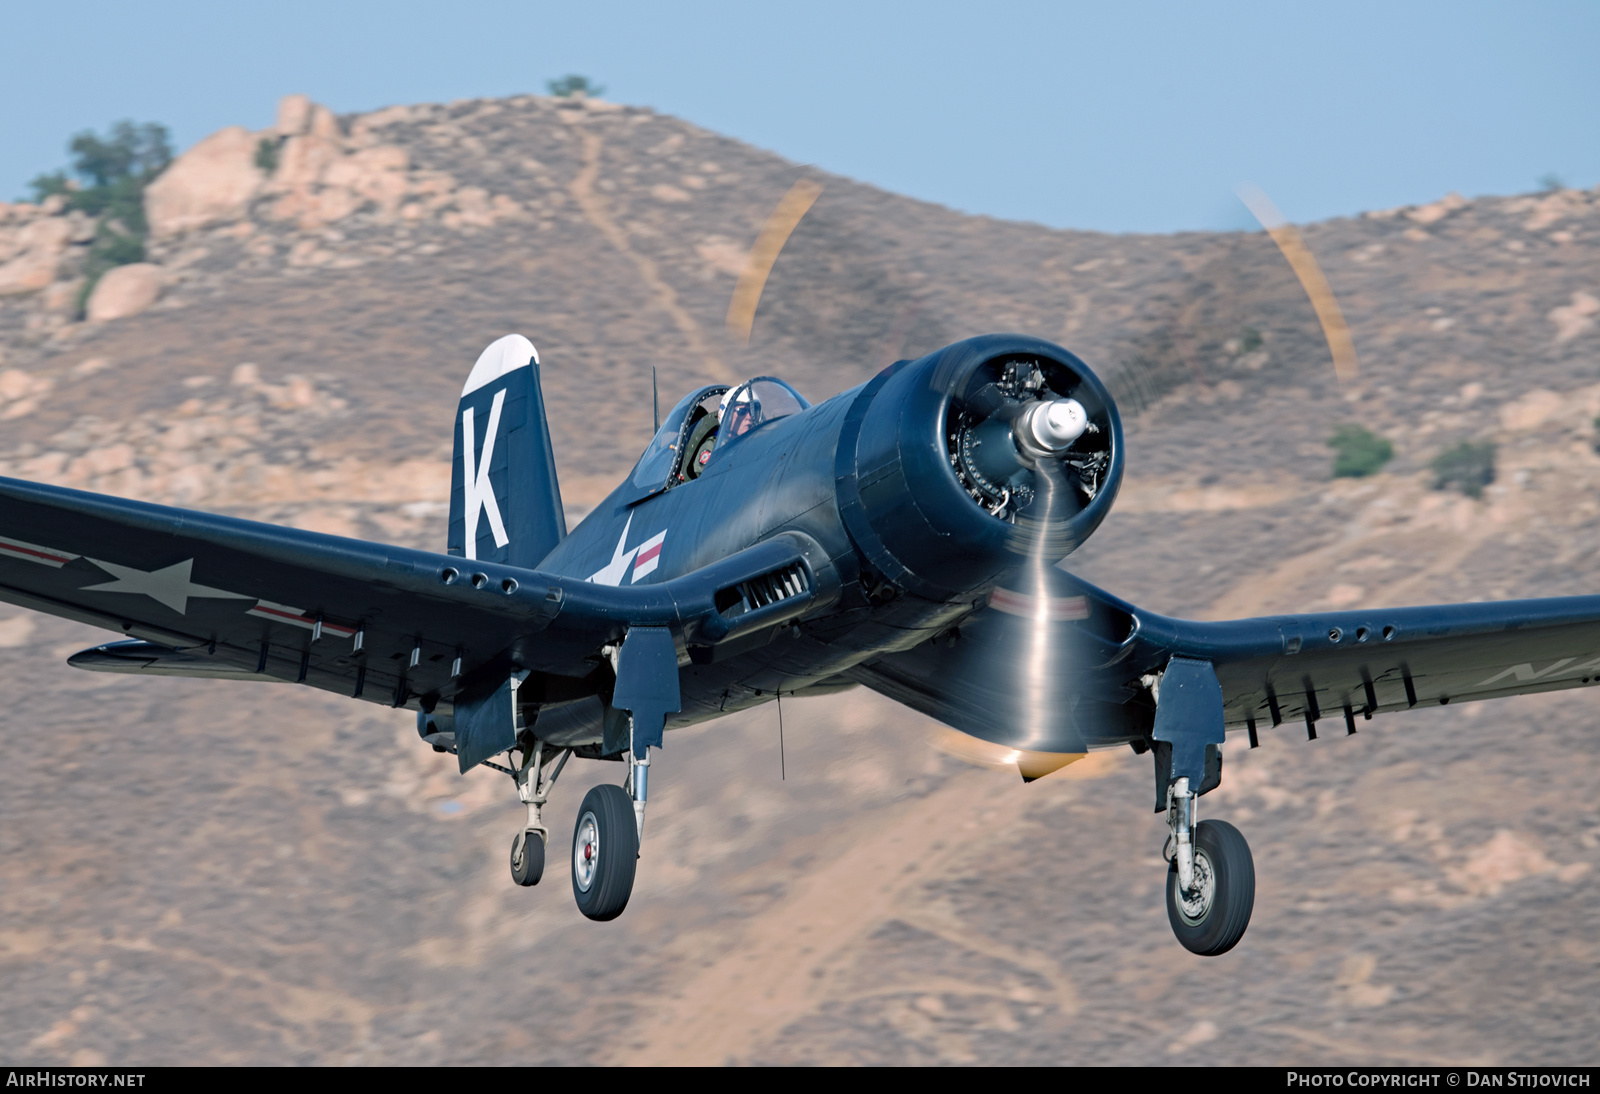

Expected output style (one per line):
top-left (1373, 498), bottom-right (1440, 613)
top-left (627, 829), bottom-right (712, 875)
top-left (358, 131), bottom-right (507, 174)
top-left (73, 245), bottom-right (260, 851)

top-left (462, 334), bottom-right (539, 397)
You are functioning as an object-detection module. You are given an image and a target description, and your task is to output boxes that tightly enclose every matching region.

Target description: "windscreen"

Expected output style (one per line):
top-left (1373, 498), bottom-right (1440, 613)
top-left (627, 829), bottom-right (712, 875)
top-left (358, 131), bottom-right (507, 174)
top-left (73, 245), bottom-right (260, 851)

top-left (717, 378), bottom-right (810, 450)
top-left (630, 387), bottom-right (726, 490)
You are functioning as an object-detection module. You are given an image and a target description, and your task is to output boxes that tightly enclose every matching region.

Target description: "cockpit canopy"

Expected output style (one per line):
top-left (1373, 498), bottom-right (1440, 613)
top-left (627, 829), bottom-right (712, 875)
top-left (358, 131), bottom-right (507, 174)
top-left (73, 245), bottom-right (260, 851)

top-left (627, 377), bottom-right (810, 501)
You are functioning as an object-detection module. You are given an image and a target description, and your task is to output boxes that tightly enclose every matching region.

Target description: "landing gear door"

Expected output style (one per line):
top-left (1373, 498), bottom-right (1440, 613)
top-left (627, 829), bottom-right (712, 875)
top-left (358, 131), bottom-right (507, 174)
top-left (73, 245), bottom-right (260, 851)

top-left (1151, 656), bottom-right (1225, 796)
top-left (610, 626), bottom-right (681, 754)
top-left (454, 671), bottom-right (528, 773)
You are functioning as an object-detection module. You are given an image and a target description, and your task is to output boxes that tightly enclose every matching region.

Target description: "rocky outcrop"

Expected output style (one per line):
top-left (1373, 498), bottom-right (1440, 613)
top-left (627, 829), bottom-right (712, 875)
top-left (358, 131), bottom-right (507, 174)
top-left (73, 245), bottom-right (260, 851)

top-left (257, 94), bottom-right (530, 231)
top-left (0, 209), bottom-right (75, 296)
top-left (138, 94), bottom-right (534, 240)
top-left (144, 126), bottom-right (264, 238)
top-left (86, 262), bottom-right (161, 322)
top-left (261, 96), bottom-right (414, 229)
top-left (275, 93), bottom-right (313, 137)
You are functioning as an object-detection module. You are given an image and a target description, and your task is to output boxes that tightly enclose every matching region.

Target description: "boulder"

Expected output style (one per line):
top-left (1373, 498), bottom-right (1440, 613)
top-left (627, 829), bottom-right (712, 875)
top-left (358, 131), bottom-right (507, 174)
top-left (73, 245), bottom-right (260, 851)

top-left (272, 134), bottom-right (342, 191)
top-left (0, 369), bottom-right (33, 401)
top-left (66, 211), bottom-right (96, 244)
top-left (696, 236), bottom-right (749, 277)
top-left (1499, 388), bottom-right (1564, 431)
top-left (0, 216), bottom-right (74, 296)
top-left (308, 187), bottom-right (358, 227)
top-left (1549, 291), bottom-right (1599, 344)
top-left (276, 94), bottom-right (312, 137)
top-left (86, 263), bottom-right (162, 322)
top-left (329, 145), bottom-right (410, 216)
top-left (1524, 190), bottom-right (1582, 234)
top-left (309, 104), bottom-right (341, 140)
top-left (453, 186), bottom-right (494, 227)
top-left (41, 278), bottom-right (84, 316)
top-left (144, 127), bottom-right (262, 237)
top-left (1407, 192), bottom-right (1467, 225)
top-left (353, 105), bottom-right (412, 134)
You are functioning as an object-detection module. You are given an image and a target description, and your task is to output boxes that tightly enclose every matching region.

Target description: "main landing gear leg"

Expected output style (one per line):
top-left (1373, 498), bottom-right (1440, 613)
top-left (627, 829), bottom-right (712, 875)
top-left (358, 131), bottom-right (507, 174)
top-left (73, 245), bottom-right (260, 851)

top-left (1151, 656), bottom-right (1254, 956)
top-left (509, 739), bottom-right (569, 887)
top-left (1162, 778), bottom-right (1254, 956)
top-left (572, 625), bottom-right (678, 922)
top-left (629, 745), bottom-right (650, 846)
top-left (569, 731), bottom-right (650, 921)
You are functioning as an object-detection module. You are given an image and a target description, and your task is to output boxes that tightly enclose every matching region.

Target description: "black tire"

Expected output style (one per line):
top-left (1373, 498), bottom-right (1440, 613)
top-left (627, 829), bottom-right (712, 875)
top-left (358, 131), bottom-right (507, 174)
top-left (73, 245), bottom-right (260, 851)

top-left (510, 830), bottom-right (545, 887)
top-left (1166, 819), bottom-right (1254, 956)
top-left (571, 783), bottom-right (638, 921)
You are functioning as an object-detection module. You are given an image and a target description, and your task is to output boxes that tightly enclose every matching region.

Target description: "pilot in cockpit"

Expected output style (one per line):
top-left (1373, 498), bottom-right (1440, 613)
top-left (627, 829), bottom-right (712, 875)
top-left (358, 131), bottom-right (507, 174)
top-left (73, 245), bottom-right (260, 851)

top-left (681, 384), bottom-right (760, 481)
top-left (720, 385), bottom-right (761, 440)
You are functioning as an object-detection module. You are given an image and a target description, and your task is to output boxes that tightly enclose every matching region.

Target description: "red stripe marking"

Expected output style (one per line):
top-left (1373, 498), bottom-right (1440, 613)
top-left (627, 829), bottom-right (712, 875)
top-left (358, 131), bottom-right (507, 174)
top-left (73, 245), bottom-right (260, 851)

top-left (251, 606), bottom-right (313, 623)
top-left (636, 543), bottom-right (662, 565)
top-left (250, 605), bottom-right (356, 635)
top-left (0, 543), bottom-right (72, 564)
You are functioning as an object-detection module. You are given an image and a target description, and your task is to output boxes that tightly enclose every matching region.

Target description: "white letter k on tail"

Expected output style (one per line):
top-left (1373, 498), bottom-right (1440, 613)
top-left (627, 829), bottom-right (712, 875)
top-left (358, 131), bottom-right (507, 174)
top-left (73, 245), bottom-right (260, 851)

top-left (461, 389), bottom-right (510, 560)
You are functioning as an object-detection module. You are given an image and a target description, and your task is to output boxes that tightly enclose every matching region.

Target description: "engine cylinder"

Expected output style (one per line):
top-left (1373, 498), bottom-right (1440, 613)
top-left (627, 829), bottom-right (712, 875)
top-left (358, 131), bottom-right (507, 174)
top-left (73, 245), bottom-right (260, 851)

top-left (835, 334), bottom-right (1123, 601)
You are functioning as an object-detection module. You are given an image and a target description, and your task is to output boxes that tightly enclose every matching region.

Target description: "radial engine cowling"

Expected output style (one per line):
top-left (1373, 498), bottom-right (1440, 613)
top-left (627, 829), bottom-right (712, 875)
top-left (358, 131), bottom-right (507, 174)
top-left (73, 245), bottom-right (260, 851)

top-left (835, 334), bottom-right (1123, 601)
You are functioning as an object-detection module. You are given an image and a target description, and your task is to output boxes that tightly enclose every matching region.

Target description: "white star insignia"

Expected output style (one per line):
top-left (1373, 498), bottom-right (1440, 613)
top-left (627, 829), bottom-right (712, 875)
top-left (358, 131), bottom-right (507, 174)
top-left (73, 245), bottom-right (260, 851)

top-left (588, 513), bottom-right (641, 587)
top-left (80, 558), bottom-right (251, 615)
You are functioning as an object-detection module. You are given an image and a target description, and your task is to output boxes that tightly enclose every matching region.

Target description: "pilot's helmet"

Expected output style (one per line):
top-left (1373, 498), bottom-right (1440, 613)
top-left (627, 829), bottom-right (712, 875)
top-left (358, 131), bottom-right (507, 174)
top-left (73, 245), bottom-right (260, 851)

top-left (719, 384), bottom-right (762, 437)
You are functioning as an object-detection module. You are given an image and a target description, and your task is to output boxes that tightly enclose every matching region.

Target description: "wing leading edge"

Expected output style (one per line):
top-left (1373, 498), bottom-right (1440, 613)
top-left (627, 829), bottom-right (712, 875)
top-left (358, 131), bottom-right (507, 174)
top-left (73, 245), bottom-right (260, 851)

top-left (847, 567), bottom-right (1600, 751)
top-left (1142, 595), bottom-right (1600, 737)
top-left (0, 476), bottom-right (838, 717)
top-left (0, 475), bottom-right (590, 711)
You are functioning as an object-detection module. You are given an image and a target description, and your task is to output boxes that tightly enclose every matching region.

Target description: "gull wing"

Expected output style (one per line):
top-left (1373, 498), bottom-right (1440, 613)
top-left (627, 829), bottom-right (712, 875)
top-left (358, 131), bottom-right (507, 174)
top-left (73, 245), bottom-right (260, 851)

top-left (1144, 597), bottom-right (1600, 735)
top-left (0, 476), bottom-right (834, 720)
top-left (0, 475), bottom-right (601, 710)
top-left (846, 568), bottom-right (1600, 751)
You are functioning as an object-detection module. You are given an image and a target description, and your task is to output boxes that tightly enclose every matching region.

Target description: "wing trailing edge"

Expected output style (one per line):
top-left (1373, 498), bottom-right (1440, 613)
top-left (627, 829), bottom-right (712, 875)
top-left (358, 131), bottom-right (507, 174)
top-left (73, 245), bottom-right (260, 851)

top-left (1140, 596), bottom-right (1600, 736)
top-left (0, 475), bottom-right (842, 718)
top-left (848, 568), bottom-right (1600, 754)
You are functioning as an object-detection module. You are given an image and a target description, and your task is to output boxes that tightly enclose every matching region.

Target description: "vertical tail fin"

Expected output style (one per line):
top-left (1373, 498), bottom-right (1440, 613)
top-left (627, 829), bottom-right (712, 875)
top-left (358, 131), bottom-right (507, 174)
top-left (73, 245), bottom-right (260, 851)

top-left (448, 334), bottom-right (566, 568)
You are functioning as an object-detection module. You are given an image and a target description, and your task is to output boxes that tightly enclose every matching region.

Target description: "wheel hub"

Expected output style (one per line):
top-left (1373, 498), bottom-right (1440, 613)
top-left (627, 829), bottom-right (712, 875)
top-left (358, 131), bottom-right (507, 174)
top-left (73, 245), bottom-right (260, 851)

top-left (574, 811), bottom-right (600, 893)
top-left (1176, 850), bottom-right (1215, 924)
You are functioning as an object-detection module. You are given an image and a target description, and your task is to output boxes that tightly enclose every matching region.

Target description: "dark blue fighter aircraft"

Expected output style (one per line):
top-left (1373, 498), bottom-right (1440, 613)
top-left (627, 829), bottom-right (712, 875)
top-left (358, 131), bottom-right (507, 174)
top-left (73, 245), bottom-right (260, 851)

top-left (5, 332), bottom-right (1599, 955)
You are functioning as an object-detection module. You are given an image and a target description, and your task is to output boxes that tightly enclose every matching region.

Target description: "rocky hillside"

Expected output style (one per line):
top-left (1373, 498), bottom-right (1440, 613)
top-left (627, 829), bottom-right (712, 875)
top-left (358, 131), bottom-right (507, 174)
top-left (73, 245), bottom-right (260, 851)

top-left (0, 92), bottom-right (1597, 1065)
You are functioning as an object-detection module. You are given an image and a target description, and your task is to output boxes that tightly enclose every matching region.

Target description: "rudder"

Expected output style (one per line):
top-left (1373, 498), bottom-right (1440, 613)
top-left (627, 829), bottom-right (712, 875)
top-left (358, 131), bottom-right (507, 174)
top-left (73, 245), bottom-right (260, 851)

top-left (448, 334), bottom-right (566, 567)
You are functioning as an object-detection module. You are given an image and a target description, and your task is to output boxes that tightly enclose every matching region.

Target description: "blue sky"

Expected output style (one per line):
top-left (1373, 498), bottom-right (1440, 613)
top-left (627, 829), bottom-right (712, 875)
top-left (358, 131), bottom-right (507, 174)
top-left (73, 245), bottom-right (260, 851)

top-left (2, 1), bottom-right (1595, 233)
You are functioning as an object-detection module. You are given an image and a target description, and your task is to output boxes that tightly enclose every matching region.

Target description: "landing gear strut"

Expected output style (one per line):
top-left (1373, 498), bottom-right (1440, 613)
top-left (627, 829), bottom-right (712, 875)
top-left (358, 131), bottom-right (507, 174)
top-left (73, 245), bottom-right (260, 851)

top-left (1162, 777), bottom-right (1254, 955)
top-left (508, 738), bottom-right (570, 888)
top-left (574, 625), bottom-right (674, 921)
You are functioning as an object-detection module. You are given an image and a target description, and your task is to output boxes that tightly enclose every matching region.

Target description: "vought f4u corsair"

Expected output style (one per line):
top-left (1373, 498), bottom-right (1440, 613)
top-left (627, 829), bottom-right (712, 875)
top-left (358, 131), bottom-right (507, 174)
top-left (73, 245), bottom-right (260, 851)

top-left (7, 332), bottom-right (1600, 954)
